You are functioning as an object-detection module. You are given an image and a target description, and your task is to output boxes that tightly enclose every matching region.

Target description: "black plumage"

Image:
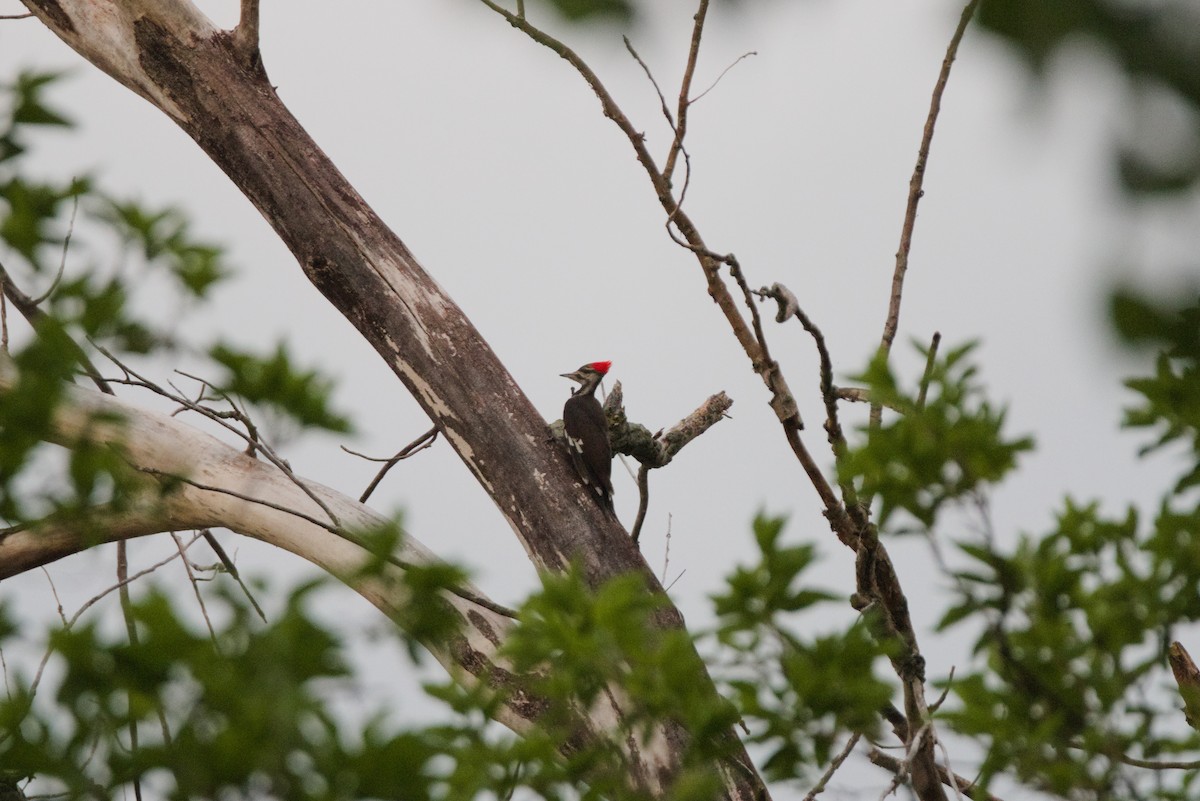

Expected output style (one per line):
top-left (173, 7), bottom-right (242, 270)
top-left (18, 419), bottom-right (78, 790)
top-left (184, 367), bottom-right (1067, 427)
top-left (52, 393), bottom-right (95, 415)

top-left (561, 361), bottom-right (613, 510)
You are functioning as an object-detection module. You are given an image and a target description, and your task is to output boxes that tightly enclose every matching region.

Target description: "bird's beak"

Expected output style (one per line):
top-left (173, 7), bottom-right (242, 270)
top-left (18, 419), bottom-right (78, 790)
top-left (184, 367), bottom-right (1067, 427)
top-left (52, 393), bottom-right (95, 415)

top-left (560, 371), bottom-right (577, 380)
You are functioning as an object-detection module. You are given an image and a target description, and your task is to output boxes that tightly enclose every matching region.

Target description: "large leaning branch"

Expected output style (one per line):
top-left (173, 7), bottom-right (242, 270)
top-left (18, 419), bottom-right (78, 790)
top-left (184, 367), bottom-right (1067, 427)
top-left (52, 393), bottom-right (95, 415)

top-left (0, 359), bottom-right (543, 730)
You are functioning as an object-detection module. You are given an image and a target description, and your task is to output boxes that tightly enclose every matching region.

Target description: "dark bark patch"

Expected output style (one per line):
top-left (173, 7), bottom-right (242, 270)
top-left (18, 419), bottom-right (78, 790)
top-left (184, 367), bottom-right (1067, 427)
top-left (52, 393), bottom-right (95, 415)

top-left (26, 0), bottom-right (74, 34)
top-left (467, 609), bottom-right (502, 647)
top-left (133, 17), bottom-right (200, 114)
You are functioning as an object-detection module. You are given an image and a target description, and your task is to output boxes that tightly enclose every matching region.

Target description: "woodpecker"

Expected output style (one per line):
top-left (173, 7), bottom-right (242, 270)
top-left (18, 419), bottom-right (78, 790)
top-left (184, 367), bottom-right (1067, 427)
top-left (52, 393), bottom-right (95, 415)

top-left (561, 360), bottom-right (614, 510)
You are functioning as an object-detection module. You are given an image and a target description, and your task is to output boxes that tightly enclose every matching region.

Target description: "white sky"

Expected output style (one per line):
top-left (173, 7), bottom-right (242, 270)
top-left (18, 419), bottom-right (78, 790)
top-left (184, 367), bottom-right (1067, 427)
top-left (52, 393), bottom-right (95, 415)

top-left (2, 0), bottom-right (1194, 795)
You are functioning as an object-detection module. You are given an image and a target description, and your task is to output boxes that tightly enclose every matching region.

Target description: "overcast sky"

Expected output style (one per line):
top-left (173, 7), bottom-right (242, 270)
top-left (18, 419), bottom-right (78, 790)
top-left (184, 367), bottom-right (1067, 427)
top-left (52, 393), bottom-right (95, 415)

top-left (2, 0), bottom-right (1192, 793)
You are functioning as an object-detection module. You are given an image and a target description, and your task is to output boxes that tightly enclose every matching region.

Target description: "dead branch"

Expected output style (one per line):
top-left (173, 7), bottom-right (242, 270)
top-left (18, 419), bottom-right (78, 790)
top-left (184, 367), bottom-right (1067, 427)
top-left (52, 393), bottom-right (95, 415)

top-left (347, 426), bottom-right (439, 503)
top-left (868, 748), bottom-right (1002, 801)
top-left (873, 0), bottom-right (980, 430)
top-left (600, 380), bottom-right (732, 468)
top-left (663, 0), bottom-right (709, 186)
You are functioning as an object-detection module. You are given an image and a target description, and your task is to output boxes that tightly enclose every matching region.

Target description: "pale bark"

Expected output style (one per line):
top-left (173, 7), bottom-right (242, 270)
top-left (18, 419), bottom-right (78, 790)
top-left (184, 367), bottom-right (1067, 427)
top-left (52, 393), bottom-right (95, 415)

top-left (0, 359), bottom-right (547, 732)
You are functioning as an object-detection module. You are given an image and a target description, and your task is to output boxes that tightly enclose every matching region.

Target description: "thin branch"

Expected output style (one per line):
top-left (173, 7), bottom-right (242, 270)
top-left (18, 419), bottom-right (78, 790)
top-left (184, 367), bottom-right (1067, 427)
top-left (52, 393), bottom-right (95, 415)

top-left (98, 349), bottom-right (342, 530)
top-left (663, 0), bottom-right (709, 186)
top-left (754, 282), bottom-right (843, 455)
top-left (936, 737), bottom-right (964, 801)
top-left (630, 464), bottom-right (650, 547)
top-left (199, 528), bottom-right (267, 622)
top-left (660, 512), bottom-right (673, 584)
top-left (346, 426), bottom-right (439, 503)
top-left (233, 0), bottom-right (261, 64)
top-left (915, 331), bottom-right (942, 411)
top-left (929, 665), bottom-right (955, 712)
top-left (783, 426), bottom-right (857, 548)
top-left (30, 194), bottom-right (77, 305)
top-left (727, 256), bottom-right (799, 430)
top-left (624, 36), bottom-right (676, 133)
top-left (17, 537), bottom-right (198, 710)
top-left (663, 567), bottom-right (686, 593)
top-left (171, 532), bottom-right (220, 644)
top-left (138, 466), bottom-right (344, 535)
top-left (1109, 754), bottom-right (1200, 770)
top-left (0, 13), bottom-right (33, 19)
top-left (867, 748), bottom-right (1002, 801)
top-left (803, 732), bottom-right (861, 801)
top-left (0, 258), bottom-right (113, 394)
top-left (115, 541), bottom-right (144, 801)
top-left (689, 51), bottom-right (757, 105)
top-left (173, 370), bottom-right (263, 456)
top-left (873, 0), bottom-right (979, 429)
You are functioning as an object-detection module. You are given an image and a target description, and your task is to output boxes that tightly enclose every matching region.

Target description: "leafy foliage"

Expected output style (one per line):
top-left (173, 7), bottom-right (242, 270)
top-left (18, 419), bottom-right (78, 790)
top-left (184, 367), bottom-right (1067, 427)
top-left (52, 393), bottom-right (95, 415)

top-left (978, 0), bottom-right (1200, 196)
top-left (208, 342), bottom-right (353, 434)
top-left (711, 516), bottom-right (890, 783)
top-left (931, 295), bottom-right (1200, 798)
top-left (1, 582), bottom-right (362, 801)
top-left (838, 340), bottom-right (1033, 530)
top-left (535, 0), bottom-right (632, 22)
top-left (1111, 288), bottom-right (1200, 491)
top-left (96, 199), bottom-right (229, 298)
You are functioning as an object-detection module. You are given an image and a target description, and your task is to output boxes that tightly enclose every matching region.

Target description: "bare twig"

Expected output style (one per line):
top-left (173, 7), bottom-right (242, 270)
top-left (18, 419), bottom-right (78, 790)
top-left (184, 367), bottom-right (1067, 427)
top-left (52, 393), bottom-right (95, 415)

top-left (30, 194), bottom-right (77, 306)
top-left (199, 528), bottom-right (266, 622)
top-left (624, 36), bottom-right (676, 133)
top-left (1108, 754), bottom-right (1200, 770)
top-left (115, 540), bottom-right (145, 801)
top-left (873, 0), bottom-right (979, 430)
top-left (12, 536), bottom-right (199, 716)
top-left (727, 256), bottom-right (799, 430)
top-left (347, 426), bottom-right (439, 503)
top-left (783, 426), bottom-right (857, 548)
top-left (664, 568), bottom-right (686, 593)
top-left (661, 512), bottom-right (673, 583)
top-left (868, 748), bottom-right (1002, 801)
top-left (173, 369), bottom-right (263, 456)
top-left (171, 532), bottom-right (220, 644)
top-left (138, 466), bottom-right (343, 535)
top-left (0, 13), bottom-right (33, 19)
top-left (0, 259), bottom-right (114, 394)
top-left (689, 51), bottom-right (757, 105)
top-left (663, 0), bottom-right (710, 186)
top-left (98, 349), bottom-right (342, 529)
top-left (915, 331), bottom-right (942, 411)
top-left (803, 732), bottom-right (861, 801)
top-left (1, 272), bottom-right (7, 353)
top-left (937, 736), bottom-right (964, 801)
top-left (929, 665), bottom-right (955, 712)
top-left (630, 464), bottom-right (650, 547)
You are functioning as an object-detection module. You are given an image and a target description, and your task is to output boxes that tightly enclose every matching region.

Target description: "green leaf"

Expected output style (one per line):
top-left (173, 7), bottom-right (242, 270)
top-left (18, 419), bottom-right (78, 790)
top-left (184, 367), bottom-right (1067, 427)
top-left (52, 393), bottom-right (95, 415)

top-left (838, 340), bottom-right (1033, 530)
top-left (96, 198), bottom-right (231, 297)
top-left (208, 342), bottom-right (352, 433)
